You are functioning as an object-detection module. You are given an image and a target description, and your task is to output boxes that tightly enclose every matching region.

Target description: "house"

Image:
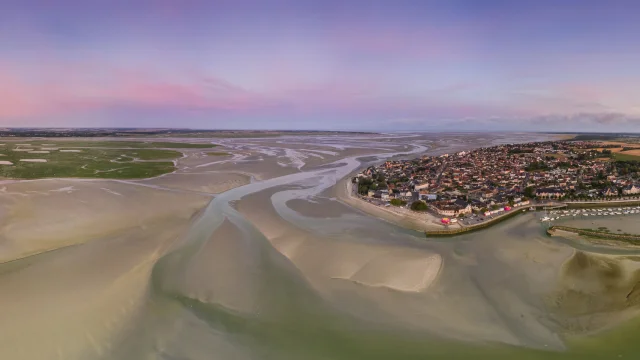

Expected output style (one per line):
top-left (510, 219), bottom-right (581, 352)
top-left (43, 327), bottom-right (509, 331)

top-left (414, 182), bottom-right (429, 191)
top-left (433, 199), bottom-right (472, 216)
top-left (622, 184), bottom-right (640, 195)
top-left (453, 199), bottom-right (472, 215)
top-left (470, 199), bottom-right (486, 211)
top-left (423, 194), bottom-right (438, 201)
top-left (602, 186), bottom-right (618, 197)
top-left (535, 188), bottom-right (565, 198)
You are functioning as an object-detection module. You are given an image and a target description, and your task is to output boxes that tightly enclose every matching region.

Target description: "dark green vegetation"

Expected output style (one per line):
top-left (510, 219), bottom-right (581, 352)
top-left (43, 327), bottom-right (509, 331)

top-left (206, 152), bottom-right (231, 156)
top-left (548, 225), bottom-right (640, 245)
top-left (356, 176), bottom-right (387, 195)
top-left (390, 198), bottom-right (407, 207)
top-left (29, 141), bottom-right (218, 149)
top-left (525, 160), bottom-right (550, 172)
top-left (0, 142), bottom-right (183, 179)
top-left (410, 200), bottom-right (428, 211)
top-left (571, 133), bottom-right (640, 141)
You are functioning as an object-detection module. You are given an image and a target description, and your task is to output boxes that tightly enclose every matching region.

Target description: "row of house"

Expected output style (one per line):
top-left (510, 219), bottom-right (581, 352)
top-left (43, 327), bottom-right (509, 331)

top-left (357, 140), bottom-right (640, 216)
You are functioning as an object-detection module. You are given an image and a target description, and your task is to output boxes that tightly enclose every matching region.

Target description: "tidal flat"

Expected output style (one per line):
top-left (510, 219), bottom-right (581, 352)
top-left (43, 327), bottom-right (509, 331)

top-left (1, 133), bottom-right (640, 360)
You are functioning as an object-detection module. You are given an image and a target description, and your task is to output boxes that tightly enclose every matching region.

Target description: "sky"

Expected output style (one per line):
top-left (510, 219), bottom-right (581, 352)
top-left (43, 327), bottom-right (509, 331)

top-left (1, 0), bottom-right (640, 132)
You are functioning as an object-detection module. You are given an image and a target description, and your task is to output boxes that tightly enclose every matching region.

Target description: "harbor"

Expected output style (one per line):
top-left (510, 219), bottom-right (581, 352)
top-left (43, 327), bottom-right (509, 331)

top-left (541, 206), bottom-right (640, 222)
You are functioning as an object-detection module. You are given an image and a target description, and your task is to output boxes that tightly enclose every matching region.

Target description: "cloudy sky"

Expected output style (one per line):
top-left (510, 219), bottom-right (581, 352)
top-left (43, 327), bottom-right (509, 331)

top-left (1, 0), bottom-right (639, 131)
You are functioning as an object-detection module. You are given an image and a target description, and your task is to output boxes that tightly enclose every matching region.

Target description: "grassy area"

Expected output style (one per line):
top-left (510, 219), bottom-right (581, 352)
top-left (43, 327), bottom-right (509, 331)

top-left (0, 143), bottom-right (182, 179)
top-left (613, 152), bottom-right (640, 161)
top-left (0, 140), bottom-right (217, 149)
top-left (206, 152), bottom-right (231, 156)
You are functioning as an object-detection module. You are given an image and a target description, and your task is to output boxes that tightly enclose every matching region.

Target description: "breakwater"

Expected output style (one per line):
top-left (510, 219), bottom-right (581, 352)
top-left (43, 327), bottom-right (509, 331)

top-left (547, 225), bottom-right (640, 245)
top-left (425, 208), bottom-right (528, 237)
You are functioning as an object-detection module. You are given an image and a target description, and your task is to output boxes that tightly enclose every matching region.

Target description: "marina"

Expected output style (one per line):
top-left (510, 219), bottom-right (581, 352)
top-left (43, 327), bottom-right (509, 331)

top-left (541, 206), bottom-right (640, 222)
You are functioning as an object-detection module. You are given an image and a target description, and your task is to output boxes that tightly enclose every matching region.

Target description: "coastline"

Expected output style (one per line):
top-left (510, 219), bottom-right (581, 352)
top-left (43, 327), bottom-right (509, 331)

top-left (339, 178), bottom-right (640, 238)
top-left (548, 226), bottom-right (640, 249)
top-left (336, 178), bottom-right (445, 232)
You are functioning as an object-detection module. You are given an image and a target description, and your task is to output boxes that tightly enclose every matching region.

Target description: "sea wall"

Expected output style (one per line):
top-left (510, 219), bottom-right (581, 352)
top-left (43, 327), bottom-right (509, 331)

top-left (547, 225), bottom-right (640, 244)
top-left (425, 208), bottom-right (528, 237)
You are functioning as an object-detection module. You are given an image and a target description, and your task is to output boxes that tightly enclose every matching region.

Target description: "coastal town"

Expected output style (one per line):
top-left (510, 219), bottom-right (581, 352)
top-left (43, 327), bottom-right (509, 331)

top-left (352, 140), bottom-right (640, 227)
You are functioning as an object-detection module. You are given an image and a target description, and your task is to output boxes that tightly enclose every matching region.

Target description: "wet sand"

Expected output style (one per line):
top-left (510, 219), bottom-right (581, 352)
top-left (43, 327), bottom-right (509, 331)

top-left (137, 172), bottom-right (252, 194)
top-left (0, 179), bottom-right (210, 359)
top-left (4, 132), bottom-right (640, 360)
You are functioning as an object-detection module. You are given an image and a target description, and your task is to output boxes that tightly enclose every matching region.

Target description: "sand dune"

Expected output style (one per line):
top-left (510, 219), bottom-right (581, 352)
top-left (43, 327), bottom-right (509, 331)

top-left (0, 180), bottom-right (209, 263)
top-left (548, 251), bottom-right (640, 334)
top-left (0, 179), bottom-right (211, 359)
top-left (236, 187), bottom-right (443, 294)
top-left (346, 249), bottom-right (442, 292)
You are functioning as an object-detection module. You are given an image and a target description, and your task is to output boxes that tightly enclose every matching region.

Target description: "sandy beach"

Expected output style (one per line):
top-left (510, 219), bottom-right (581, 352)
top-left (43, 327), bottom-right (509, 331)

top-left (0, 179), bottom-right (211, 359)
top-left (2, 133), bottom-right (640, 359)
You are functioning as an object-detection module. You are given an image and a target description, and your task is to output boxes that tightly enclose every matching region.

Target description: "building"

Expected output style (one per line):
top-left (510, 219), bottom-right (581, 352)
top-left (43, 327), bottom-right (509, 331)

top-left (433, 199), bottom-right (472, 216)
top-left (603, 186), bottom-right (618, 197)
top-left (622, 184), bottom-right (640, 195)
top-left (453, 199), bottom-right (472, 215)
top-left (535, 188), bottom-right (565, 199)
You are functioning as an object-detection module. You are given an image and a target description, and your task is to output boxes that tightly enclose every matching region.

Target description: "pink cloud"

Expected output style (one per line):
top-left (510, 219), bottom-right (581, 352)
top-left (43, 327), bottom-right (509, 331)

top-left (0, 62), bottom-right (279, 119)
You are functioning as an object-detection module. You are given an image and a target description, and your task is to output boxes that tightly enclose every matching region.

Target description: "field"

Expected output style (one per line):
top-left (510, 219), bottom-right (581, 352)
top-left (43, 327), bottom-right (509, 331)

top-left (613, 152), bottom-right (640, 161)
top-left (0, 140), bottom-right (219, 149)
top-left (586, 141), bottom-right (640, 162)
top-left (544, 153), bottom-right (567, 159)
top-left (0, 141), bottom-right (185, 179)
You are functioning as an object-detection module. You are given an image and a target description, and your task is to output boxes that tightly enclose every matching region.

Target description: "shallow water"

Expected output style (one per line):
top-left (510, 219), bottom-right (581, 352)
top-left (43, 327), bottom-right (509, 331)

top-left (5, 133), bottom-right (640, 360)
top-left (116, 138), bottom-right (640, 359)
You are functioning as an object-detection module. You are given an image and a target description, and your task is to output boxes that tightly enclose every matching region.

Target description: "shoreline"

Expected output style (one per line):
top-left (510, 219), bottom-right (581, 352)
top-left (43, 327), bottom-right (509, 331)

top-left (341, 177), bottom-right (640, 237)
top-left (337, 178), bottom-right (445, 232)
top-left (548, 226), bottom-right (640, 249)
